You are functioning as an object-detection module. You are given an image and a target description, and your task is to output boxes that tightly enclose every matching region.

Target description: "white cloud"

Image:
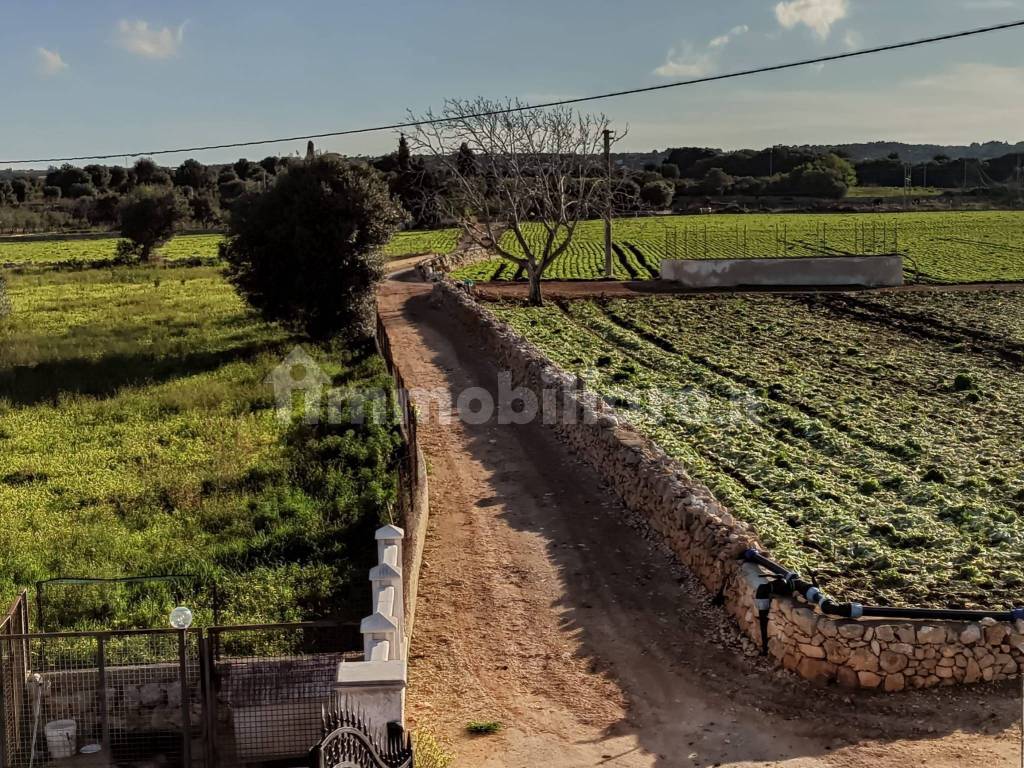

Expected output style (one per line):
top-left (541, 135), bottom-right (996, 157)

top-left (774, 0), bottom-right (848, 39)
top-left (654, 25), bottom-right (749, 78)
top-left (36, 47), bottom-right (67, 77)
top-left (115, 19), bottom-right (186, 59)
top-left (843, 29), bottom-right (863, 50)
top-left (653, 45), bottom-right (714, 78)
top-left (709, 25), bottom-right (750, 48)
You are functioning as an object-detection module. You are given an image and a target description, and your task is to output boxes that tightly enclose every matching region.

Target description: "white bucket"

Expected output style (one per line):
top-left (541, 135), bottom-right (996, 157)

top-left (44, 719), bottom-right (76, 759)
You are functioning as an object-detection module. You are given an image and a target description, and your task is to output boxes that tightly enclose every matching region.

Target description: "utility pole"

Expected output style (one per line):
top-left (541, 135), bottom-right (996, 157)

top-left (603, 129), bottom-right (614, 279)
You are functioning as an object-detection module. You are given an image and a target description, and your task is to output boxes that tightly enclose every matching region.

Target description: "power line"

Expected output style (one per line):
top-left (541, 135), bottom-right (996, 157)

top-left (4, 18), bottom-right (1024, 166)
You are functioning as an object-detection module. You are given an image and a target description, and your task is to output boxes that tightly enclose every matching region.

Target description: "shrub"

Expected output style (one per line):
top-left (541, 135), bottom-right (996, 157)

top-left (117, 186), bottom-right (187, 262)
top-left (11, 178), bottom-right (30, 203)
top-left (67, 182), bottom-right (96, 199)
top-left (640, 180), bottom-right (675, 209)
top-left (660, 162), bottom-right (680, 179)
top-left (174, 159), bottom-right (212, 190)
top-left (701, 168), bottom-right (733, 195)
top-left (43, 186), bottom-right (61, 201)
top-left (221, 156), bottom-right (404, 341)
top-left (188, 192), bottom-right (221, 228)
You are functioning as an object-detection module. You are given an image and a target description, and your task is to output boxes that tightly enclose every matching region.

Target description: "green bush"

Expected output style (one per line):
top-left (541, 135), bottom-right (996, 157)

top-left (117, 186), bottom-right (188, 262)
top-left (222, 156), bottom-right (404, 341)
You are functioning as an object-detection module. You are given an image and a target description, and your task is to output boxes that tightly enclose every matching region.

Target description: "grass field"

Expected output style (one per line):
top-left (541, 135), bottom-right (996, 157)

top-left (0, 234), bottom-right (224, 267)
top-left (452, 211), bottom-right (1024, 284)
top-left (0, 265), bottom-right (401, 628)
top-left (490, 292), bottom-right (1024, 609)
top-left (0, 228), bottom-right (461, 267)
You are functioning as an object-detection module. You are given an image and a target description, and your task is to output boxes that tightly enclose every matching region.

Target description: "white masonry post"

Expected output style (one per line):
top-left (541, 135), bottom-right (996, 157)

top-left (375, 524), bottom-right (406, 654)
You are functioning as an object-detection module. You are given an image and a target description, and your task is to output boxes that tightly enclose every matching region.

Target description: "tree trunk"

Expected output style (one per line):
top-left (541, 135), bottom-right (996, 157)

top-left (526, 262), bottom-right (543, 306)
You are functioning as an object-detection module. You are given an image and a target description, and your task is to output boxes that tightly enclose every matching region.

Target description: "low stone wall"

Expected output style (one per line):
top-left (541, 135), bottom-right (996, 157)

top-left (432, 279), bottom-right (1024, 691)
top-left (415, 246), bottom-right (490, 281)
top-left (662, 254), bottom-right (904, 288)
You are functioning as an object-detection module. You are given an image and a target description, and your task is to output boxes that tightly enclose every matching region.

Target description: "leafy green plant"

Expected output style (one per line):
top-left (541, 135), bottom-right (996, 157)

top-left (466, 721), bottom-right (502, 735)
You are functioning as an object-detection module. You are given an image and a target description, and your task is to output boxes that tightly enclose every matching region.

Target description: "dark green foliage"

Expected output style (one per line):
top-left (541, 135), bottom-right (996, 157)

top-left (456, 142), bottom-right (477, 177)
top-left (117, 186), bottom-right (187, 262)
top-left (86, 193), bottom-right (122, 226)
top-left (259, 156), bottom-right (281, 176)
top-left (174, 159), bottom-right (212, 189)
top-left (660, 163), bottom-right (680, 179)
top-left (83, 164), bottom-right (112, 190)
top-left (222, 156), bottom-right (404, 341)
top-left (132, 158), bottom-right (171, 187)
top-left (217, 177), bottom-right (249, 208)
top-left (108, 166), bottom-right (128, 190)
top-left (188, 192), bottom-right (221, 228)
top-left (67, 182), bottom-right (95, 199)
top-left (702, 168), bottom-right (733, 195)
top-left (233, 158), bottom-right (257, 180)
top-left (43, 185), bottom-right (61, 200)
top-left (397, 136), bottom-right (411, 173)
top-left (640, 180), bottom-right (674, 209)
top-left (10, 178), bottom-right (30, 203)
top-left (46, 163), bottom-right (91, 196)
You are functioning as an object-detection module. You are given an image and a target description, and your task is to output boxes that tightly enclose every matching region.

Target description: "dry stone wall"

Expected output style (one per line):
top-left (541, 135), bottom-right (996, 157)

top-left (432, 279), bottom-right (1024, 692)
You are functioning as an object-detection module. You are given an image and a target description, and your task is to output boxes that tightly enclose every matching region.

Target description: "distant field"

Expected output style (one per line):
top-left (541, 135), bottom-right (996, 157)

top-left (0, 228), bottom-right (461, 267)
top-left (382, 228), bottom-right (460, 258)
top-left (846, 186), bottom-right (945, 199)
top-left (452, 211), bottom-right (1024, 284)
top-left (0, 234), bottom-right (223, 266)
top-left (491, 292), bottom-right (1024, 609)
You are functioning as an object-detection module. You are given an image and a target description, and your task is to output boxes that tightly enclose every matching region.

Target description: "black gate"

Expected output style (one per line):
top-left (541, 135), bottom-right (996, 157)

top-left (312, 705), bottom-right (413, 768)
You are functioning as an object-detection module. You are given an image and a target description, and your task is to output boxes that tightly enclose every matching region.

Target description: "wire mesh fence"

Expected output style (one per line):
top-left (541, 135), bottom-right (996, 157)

top-left (0, 627), bottom-right (202, 768)
top-left (0, 600), bottom-right (364, 768)
top-left (207, 622), bottom-right (361, 766)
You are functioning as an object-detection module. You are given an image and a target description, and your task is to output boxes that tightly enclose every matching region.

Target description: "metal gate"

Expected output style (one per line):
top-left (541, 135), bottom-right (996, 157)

top-left (312, 704), bottom-right (413, 768)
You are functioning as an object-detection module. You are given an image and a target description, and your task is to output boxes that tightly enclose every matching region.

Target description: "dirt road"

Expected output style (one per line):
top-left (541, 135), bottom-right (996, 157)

top-left (378, 271), bottom-right (1022, 768)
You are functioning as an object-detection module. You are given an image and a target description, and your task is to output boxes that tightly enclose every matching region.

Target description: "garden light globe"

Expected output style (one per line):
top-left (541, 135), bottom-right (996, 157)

top-left (169, 606), bottom-right (193, 629)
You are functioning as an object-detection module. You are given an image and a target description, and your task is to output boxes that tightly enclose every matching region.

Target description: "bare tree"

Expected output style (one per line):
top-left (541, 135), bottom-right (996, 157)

top-left (407, 98), bottom-right (622, 305)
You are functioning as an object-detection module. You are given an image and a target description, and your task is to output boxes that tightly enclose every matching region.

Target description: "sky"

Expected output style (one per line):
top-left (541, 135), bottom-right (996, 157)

top-left (3, 0), bottom-right (1024, 167)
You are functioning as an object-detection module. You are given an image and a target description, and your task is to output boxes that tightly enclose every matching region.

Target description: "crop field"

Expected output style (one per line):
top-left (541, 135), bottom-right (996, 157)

top-left (0, 234), bottom-right (223, 267)
top-left (0, 228), bottom-right (459, 267)
top-left (0, 265), bottom-right (400, 628)
top-left (382, 228), bottom-right (460, 258)
top-left (489, 291), bottom-right (1024, 609)
top-left (452, 211), bottom-right (1024, 285)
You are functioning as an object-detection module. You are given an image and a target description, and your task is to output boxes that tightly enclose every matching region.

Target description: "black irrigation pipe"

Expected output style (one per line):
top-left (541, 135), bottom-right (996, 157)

top-left (742, 548), bottom-right (1024, 655)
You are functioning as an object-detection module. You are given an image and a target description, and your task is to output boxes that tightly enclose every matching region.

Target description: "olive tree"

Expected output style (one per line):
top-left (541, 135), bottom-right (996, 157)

top-left (407, 98), bottom-right (620, 305)
top-left (221, 156), bottom-right (404, 341)
top-left (117, 186), bottom-right (187, 262)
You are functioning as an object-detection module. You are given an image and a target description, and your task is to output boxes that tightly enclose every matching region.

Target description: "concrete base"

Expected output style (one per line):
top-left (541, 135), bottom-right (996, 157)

top-left (335, 660), bottom-right (406, 731)
top-left (661, 254), bottom-right (904, 288)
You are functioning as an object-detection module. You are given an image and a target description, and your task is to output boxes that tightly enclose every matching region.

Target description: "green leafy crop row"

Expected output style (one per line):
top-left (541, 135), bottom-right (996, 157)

top-left (491, 292), bottom-right (1024, 609)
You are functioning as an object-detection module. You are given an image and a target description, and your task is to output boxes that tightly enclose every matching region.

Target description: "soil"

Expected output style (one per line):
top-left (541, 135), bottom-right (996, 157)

top-left (378, 268), bottom-right (1023, 768)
